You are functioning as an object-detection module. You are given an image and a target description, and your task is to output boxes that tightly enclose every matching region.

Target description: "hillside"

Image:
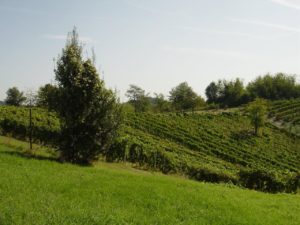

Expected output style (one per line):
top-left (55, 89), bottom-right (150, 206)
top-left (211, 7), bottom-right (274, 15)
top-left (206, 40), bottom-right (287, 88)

top-left (269, 98), bottom-right (300, 135)
top-left (0, 105), bottom-right (299, 192)
top-left (0, 136), bottom-right (299, 225)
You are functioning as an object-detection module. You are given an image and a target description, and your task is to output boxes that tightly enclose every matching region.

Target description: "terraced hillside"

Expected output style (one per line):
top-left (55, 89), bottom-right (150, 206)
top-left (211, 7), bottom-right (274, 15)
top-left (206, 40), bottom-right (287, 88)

top-left (120, 112), bottom-right (300, 179)
top-left (0, 106), bottom-right (299, 192)
top-left (269, 98), bottom-right (300, 135)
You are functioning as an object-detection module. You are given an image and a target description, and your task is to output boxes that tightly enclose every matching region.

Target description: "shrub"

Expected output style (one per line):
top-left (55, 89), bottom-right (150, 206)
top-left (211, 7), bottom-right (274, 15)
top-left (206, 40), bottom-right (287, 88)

top-left (239, 169), bottom-right (299, 193)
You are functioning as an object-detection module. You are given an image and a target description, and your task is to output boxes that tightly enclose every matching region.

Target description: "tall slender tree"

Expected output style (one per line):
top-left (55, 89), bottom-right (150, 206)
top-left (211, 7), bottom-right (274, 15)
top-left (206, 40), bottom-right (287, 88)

top-left (55, 28), bottom-right (122, 164)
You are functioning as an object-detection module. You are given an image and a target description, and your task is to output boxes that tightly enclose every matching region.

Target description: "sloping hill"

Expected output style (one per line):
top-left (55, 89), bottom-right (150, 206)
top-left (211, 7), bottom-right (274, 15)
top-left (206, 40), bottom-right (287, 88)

top-left (0, 137), bottom-right (299, 225)
top-left (118, 112), bottom-right (300, 187)
top-left (0, 106), bottom-right (299, 192)
top-left (269, 98), bottom-right (300, 135)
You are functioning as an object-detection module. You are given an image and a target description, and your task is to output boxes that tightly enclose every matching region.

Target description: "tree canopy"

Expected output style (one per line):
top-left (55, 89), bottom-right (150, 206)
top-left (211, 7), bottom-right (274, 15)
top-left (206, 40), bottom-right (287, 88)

top-left (205, 79), bottom-right (248, 107)
top-left (126, 85), bottom-right (150, 112)
top-left (36, 84), bottom-right (59, 111)
top-left (5, 87), bottom-right (26, 106)
top-left (169, 82), bottom-right (204, 111)
top-left (246, 98), bottom-right (268, 136)
top-left (247, 73), bottom-right (300, 100)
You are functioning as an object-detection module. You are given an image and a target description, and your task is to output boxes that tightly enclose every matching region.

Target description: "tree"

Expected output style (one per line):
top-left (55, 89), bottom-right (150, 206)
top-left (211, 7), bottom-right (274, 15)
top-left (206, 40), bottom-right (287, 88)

top-left (205, 82), bottom-right (220, 103)
top-left (205, 79), bottom-right (249, 107)
top-left (169, 82), bottom-right (203, 111)
top-left (153, 93), bottom-right (171, 112)
top-left (246, 98), bottom-right (268, 136)
top-left (5, 87), bottom-right (26, 106)
top-left (54, 27), bottom-right (122, 164)
top-left (126, 85), bottom-right (150, 112)
top-left (36, 83), bottom-right (59, 110)
top-left (222, 78), bottom-right (248, 107)
top-left (247, 73), bottom-right (300, 100)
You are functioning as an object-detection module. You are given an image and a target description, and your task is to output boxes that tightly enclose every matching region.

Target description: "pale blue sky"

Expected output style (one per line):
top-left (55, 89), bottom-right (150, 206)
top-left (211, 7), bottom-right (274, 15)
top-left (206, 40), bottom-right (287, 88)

top-left (0, 0), bottom-right (299, 101)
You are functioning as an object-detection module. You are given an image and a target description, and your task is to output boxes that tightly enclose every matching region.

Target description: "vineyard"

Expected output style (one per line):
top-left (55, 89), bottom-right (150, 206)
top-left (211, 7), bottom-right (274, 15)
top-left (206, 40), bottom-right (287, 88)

top-left (0, 106), bottom-right (59, 145)
top-left (269, 98), bottom-right (300, 135)
top-left (0, 105), bottom-right (299, 192)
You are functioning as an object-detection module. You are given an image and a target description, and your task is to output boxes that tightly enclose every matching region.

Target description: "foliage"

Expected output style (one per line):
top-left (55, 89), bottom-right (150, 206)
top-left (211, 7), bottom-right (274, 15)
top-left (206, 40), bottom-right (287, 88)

top-left (205, 81), bottom-right (220, 103)
top-left (269, 98), bottom-right (300, 125)
top-left (239, 169), bottom-right (300, 193)
top-left (153, 93), bottom-right (172, 112)
top-left (246, 98), bottom-right (268, 136)
top-left (0, 106), bottom-right (59, 145)
top-left (205, 79), bottom-right (249, 107)
top-left (126, 84), bottom-right (150, 112)
top-left (36, 83), bottom-right (59, 111)
top-left (247, 73), bottom-right (300, 100)
top-left (269, 98), bottom-right (300, 136)
top-left (1, 105), bottom-right (299, 193)
top-left (5, 87), bottom-right (26, 106)
top-left (54, 28), bottom-right (122, 164)
top-left (169, 82), bottom-right (204, 111)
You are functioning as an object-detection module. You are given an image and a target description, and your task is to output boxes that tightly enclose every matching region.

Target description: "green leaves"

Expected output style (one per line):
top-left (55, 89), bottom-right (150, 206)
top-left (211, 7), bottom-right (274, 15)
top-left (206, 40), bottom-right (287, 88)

top-left (246, 98), bottom-right (268, 136)
top-left (54, 28), bottom-right (121, 164)
top-left (5, 87), bottom-right (26, 106)
top-left (169, 82), bottom-right (204, 111)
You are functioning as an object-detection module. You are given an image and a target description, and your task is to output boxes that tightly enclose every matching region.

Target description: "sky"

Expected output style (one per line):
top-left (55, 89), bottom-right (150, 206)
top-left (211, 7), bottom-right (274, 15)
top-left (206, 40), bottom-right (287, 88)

top-left (0, 0), bottom-right (300, 101)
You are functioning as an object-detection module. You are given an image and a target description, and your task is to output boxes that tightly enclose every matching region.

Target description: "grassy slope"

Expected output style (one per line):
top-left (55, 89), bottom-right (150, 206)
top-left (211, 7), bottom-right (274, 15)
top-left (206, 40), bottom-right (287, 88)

top-left (0, 137), bottom-right (299, 225)
top-left (0, 105), bottom-right (299, 184)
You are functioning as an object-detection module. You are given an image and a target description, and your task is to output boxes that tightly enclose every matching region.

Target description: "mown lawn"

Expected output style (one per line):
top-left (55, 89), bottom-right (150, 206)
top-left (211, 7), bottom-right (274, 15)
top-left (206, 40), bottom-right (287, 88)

top-left (0, 137), bottom-right (299, 225)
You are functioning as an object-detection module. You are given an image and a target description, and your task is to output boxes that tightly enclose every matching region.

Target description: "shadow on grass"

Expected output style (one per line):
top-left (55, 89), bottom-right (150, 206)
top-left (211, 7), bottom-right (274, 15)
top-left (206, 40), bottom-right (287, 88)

top-left (0, 150), bottom-right (60, 163)
top-left (0, 149), bottom-right (95, 167)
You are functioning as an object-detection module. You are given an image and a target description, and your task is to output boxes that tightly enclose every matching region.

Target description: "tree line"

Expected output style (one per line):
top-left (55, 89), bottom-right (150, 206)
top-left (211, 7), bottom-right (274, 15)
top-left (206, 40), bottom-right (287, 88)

top-left (4, 73), bottom-right (300, 113)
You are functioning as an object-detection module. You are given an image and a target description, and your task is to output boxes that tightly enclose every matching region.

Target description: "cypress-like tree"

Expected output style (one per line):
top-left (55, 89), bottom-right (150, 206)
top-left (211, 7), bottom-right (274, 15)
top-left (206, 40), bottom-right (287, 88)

top-left (55, 28), bottom-right (122, 164)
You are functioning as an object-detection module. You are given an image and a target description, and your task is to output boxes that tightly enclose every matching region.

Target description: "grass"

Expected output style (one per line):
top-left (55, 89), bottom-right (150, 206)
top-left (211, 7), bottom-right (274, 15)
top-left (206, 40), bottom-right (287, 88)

top-left (1, 105), bottom-right (300, 190)
top-left (0, 136), bottom-right (299, 225)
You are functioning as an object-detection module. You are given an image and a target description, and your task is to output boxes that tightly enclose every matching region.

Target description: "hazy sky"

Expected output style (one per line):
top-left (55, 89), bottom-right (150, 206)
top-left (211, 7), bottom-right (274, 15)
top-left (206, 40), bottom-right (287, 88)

top-left (0, 0), bottom-right (299, 101)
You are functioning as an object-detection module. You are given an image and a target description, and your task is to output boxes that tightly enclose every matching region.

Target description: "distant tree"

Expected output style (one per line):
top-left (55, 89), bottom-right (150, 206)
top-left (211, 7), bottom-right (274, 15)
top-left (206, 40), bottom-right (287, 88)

top-left (205, 82), bottom-right (220, 103)
top-left (247, 73), bottom-right (300, 100)
top-left (153, 93), bottom-right (171, 112)
top-left (37, 84), bottom-right (59, 110)
top-left (54, 27), bottom-right (122, 164)
top-left (205, 79), bottom-right (249, 107)
top-left (246, 98), bottom-right (268, 136)
top-left (169, 82), bottom-right (203, 111)
top-left (5, 87), bottom-right (26, 106)
top-left (126, 85), bottom-right (150, 112)
top-left (194, 95), bottom-right (206, 109)
top-left (222, 78), bottom-right (248, 107)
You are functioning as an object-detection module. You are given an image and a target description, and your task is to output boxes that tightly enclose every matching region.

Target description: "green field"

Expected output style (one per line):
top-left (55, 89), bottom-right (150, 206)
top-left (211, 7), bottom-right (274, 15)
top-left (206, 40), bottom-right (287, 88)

top-left (0, 136), bottom-right (299, 225)
top-left (0, 105), bottom-right (300, 192)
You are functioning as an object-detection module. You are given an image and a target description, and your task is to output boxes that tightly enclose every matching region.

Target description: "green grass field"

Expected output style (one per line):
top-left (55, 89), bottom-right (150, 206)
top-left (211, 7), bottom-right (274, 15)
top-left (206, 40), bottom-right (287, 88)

top-left (0, 136), bottom-right (299, 225)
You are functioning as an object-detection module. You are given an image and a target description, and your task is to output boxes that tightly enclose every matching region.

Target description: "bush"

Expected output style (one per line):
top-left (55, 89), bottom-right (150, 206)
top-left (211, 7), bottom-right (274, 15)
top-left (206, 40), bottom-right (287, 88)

top-left (239, 169), bottom-right (299, 193)
top-left (189, 166), bottom-right (238, 184)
